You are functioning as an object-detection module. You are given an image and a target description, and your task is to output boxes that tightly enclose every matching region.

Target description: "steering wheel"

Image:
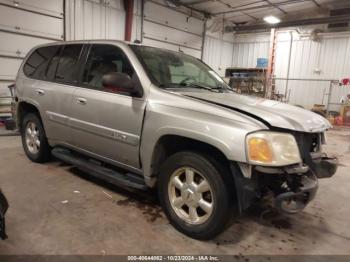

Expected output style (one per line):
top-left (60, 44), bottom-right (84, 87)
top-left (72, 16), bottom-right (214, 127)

top-left (179, 76), bottom-right (196, 85)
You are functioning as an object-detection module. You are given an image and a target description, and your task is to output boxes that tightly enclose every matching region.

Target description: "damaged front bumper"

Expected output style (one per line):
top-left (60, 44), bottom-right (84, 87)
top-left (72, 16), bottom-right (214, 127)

top-left (311, 154), bottom-right (338, 179)
top-left (233, 154), bottom-right (338, 215)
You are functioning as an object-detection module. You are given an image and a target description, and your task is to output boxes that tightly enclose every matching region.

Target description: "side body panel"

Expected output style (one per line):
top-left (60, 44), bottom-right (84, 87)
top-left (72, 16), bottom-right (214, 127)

top-left (140, 87), bottom-right (268, 182)
top-left (16, 77), bottom-right (75, 144)
top-left (67, 41), bottom-right (152, 170)
top-left (69, 87), bottom-right (146, 168)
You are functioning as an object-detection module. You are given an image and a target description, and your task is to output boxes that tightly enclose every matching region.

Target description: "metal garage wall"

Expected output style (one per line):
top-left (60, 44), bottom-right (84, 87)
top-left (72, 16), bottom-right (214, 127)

top-left (202, 32), bottom-right (269, 77)
top-left (0, 0), bottom-right (63, 114)
top-left (231, 33), bottom-right (270, 69)
top-left (274, 31), bottom-right (350, 110)
top-left (224, 30), bottom-right (350, 110)
top-left (65, 0), bottom-right (125, 40)
top-left (202, 36), bottom-right (234, 76)
top-left (143, 0), bottom-right (205, 58)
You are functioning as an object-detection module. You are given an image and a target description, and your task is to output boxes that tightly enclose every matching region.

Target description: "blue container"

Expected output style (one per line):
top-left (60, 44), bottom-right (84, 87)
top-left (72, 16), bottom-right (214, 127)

top-left (257, 58), bottom-right (268, 68)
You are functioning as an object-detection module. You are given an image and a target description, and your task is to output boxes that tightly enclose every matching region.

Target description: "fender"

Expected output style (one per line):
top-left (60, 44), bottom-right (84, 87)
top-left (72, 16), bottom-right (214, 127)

top-left (141, 127), bottom-right (233, 187)
top-left (16, 98), bottom-right (43, 128)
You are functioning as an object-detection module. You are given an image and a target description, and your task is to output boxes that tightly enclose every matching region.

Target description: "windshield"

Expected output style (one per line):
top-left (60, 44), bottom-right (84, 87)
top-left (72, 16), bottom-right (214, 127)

top-left (130, 45), bottom-right (232, 92)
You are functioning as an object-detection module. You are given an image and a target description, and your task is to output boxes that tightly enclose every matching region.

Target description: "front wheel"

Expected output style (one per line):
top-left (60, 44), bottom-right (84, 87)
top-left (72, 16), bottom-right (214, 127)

top-left (21, 113), bottom-right (51, 163)
top-left (158, 151), bottom-right (233, 240)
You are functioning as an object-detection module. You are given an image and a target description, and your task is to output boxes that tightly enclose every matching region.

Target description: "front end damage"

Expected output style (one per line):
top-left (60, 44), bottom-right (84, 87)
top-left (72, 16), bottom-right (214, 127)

top-left (234, 131), bottom-right (338, 215)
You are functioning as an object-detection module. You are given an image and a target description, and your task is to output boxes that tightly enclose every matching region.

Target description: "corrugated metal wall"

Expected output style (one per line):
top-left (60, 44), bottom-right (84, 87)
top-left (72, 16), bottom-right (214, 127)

top-left (213, 31), bottom-right (350, 110)
top-left (202, 36), bottom-right (234, 76)
top-left (231, 33), bottom-right (270, 69)
top-left (65, 0), bottom-right (125, 40)
top-left (274, 32), bottom-right (350, 110)
top-left (202, 32), bottom-right (270, 76)
top-left (143, 0), bottom-right (204, 58)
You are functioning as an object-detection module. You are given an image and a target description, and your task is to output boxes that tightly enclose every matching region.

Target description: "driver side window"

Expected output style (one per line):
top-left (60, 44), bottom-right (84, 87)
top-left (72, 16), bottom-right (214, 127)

top-left (82, 44), bottom-right (135, 94)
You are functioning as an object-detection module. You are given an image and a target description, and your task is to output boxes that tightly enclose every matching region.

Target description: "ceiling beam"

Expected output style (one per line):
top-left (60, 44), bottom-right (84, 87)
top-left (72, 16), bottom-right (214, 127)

top-left (225, 14), bottom-right (350, 32)
top-left (311, 0), bottom-right (321, 8)
top-left (263, 0), bottom-right (288, 14)
top-left (165, 0), bottom-right (209, 16)
top-left (214, 0), bottom-right (311, 15)
top-left (185, 0), bottom-right (212, 5)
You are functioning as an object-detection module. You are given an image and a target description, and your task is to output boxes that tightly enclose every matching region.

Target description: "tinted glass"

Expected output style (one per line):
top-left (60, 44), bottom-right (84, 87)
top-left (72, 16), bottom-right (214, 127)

top-left (131, 45), bottom-right (231, 92)
top-left (23, 45), bottom-right (60, 80)
top-left (55, 44), bottom-right (83, 83)
top-left (46, 46), bottom-right (62, 80)
top-left (82, 45), bottom-right (135, 93)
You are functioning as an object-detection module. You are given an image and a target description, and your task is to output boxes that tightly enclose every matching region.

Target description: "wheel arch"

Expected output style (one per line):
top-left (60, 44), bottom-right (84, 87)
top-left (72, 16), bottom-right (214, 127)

top-left (17, 101), bottom-right (43, 131)
top-left (143, 130), bottom-right (235, 187)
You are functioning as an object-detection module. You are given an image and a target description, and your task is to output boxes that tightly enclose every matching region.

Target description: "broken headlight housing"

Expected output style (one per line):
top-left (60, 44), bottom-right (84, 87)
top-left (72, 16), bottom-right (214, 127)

top-left (246, 131), bottom-right (301, 166)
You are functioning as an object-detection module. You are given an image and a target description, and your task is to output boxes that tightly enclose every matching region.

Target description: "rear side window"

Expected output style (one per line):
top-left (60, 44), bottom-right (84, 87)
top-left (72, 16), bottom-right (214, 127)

top-left (23, 45), bottom-right (60, 80)
top-left (46, 46), bottom-right (62, 80)
top-left (55, 44), bottom-right (83, 83)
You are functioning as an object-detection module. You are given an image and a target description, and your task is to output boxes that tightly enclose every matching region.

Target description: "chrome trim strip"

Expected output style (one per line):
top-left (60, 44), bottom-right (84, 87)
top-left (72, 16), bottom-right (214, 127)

top-left (47, 111), bottom-right (140, 146)
top-left (46, 111), bottom-right (68, 125)
top-left (68, 117), bottom-right (140, 146)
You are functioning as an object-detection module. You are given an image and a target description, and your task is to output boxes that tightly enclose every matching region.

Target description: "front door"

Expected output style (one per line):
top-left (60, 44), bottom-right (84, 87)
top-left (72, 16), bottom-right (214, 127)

top-left (69, 44), bottom-right (146, 169)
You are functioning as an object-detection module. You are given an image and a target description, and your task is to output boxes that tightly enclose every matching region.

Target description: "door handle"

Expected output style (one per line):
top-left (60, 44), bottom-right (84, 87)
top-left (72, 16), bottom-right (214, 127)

top-left (34, 89), bottom-right (45, 96)
top-left (76, 97), bottom-right (87, 105)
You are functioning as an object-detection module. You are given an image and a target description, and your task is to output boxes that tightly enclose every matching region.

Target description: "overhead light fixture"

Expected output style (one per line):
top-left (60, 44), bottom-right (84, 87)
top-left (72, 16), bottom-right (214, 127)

top-left (263, 16), bottom-right (281, 24)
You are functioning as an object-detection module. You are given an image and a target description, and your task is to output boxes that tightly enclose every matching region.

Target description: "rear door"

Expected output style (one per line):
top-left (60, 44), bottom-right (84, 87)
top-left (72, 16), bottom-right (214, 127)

top-left (69, 44), bottom-right (146, 169)
top-left (21, 44), bottom-right (84, 144)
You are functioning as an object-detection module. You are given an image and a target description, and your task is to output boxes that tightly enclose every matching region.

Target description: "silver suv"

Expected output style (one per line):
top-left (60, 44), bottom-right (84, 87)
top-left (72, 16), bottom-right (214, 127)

top-left (15, 40), bottom-right (337, 240)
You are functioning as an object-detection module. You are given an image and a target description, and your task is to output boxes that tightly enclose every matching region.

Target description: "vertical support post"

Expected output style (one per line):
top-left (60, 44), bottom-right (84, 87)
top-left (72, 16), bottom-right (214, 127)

top-left (326, 81), bottom-right (334, 113)
top-left (63, 0), bottom-right (66, 40)
top-left (266, 28), bottom-right (276, 99)
top-left (124, 0), bottom-right (134, 42)
top-left (200, 19), bottom-right (207, 60)
top-left (140, 0), bottom-right (144, 43)
top-left (284, 31), bottom-right (293, 101)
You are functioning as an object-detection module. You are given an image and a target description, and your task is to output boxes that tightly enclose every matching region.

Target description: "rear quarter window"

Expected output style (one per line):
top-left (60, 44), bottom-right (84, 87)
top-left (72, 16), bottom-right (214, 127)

top-left (54, 44), bottom-right (83, 84)
top-left (23, 45), bottom-right (61, 80)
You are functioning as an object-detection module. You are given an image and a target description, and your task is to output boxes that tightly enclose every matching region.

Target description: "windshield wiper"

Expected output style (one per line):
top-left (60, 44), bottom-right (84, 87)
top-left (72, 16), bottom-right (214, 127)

top-left (160, 82), bottom-right (225, 93)
top-left (185, 82), bottom-right (228, 93)
top-left (187, 83), bottom-right (217, 92)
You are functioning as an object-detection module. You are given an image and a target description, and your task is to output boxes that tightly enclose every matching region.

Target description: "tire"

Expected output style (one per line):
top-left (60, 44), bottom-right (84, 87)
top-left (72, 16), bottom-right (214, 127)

top-left (21, 113), bottom-right (51, 163)
top-left (158, 151), bottom-right (233, 240)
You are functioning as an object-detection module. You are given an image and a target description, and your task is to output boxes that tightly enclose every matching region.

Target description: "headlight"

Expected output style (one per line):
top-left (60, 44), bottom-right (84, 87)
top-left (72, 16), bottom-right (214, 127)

top-left (246, 131), bottom-right (301, 166)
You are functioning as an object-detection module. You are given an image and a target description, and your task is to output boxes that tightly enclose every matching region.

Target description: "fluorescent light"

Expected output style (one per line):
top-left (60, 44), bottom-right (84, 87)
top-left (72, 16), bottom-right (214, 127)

top-left (263, 16), bottom-right (281, 24)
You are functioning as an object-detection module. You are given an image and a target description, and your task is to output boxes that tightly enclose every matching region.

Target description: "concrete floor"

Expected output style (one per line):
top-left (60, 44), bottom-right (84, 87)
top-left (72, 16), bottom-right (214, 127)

top-left (0, 127), bottom-right (349, 255)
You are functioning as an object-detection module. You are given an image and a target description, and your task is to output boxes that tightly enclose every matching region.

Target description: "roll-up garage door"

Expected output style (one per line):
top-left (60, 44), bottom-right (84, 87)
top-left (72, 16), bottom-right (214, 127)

top-left (0, 0), bottom-right (64, 117)
top-left (143, 0), bottom-right (205, 59)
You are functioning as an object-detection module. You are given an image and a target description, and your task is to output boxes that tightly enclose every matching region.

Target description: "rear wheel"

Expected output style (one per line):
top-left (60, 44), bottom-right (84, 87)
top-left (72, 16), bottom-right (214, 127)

top-left (21, 113), bottom-right (51, 163)
top-left (158, 151), bottom-right (233, 240)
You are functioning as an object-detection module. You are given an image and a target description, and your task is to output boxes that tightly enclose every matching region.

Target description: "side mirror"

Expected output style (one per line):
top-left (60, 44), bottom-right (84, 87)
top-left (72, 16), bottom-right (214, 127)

top-left (102, 72), bottom-right (136, 94)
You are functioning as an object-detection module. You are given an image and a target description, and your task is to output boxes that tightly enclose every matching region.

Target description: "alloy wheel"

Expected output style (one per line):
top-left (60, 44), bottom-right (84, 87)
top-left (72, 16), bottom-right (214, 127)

top-left (168, 167), bottom-right (214, 225)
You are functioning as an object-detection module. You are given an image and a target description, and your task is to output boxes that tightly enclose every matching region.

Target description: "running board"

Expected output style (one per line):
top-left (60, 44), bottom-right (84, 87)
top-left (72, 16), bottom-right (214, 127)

top-left (52, 147), bottom-right (148, 190)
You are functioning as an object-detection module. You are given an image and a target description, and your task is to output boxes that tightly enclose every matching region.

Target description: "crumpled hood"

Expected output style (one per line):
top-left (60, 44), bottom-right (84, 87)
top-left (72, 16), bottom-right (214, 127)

top-left (181, 91), bottom-right (331, 133)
